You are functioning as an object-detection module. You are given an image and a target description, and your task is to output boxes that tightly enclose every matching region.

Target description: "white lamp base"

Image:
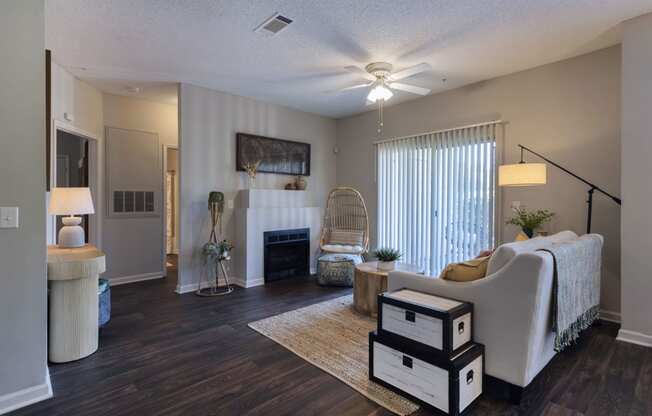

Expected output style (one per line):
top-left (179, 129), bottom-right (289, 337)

top-left (58, 216), bottom-right (85, 248)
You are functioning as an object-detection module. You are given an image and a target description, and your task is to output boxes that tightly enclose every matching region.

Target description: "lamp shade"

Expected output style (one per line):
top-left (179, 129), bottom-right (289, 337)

top-left (367, 84), bottom-right (393, 103)
top-left (498, 163), bottom-right (547, 187)
top-left (49, 187), bottom-right (95, 215)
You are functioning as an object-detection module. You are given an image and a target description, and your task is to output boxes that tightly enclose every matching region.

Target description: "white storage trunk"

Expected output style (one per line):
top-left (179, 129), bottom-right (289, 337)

top-left (369, 331), bottom-right (484, 416)
top-left (378, 288), bottom-right (473, 357)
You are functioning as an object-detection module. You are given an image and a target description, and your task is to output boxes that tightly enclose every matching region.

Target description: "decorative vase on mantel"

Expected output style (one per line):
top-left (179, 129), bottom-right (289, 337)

top-left (242, 161), bottom-right (261, 191)
top-left (295, 176), bottom-right (307, 191)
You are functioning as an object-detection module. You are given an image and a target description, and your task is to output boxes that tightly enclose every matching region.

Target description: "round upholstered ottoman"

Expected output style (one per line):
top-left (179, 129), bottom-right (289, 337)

top-left (317, 253), bottom-right (362, 287)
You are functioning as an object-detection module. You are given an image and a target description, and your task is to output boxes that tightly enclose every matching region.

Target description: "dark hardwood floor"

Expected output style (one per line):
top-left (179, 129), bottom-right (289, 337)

top-left (13, 261), bottom-right (652, 416)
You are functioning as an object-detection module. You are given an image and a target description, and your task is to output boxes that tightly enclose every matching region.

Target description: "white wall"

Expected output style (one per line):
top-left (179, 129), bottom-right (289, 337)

top-left (619, 13), bottom-right (652, 346)
top-left (102, 93), bottom-right (178, 283)
top-left (178, 83), bottom-right (337, 292)
top-left (0, 0), bottom-right (51, 412)
top-left (336, 46), bottom-right (622, 316)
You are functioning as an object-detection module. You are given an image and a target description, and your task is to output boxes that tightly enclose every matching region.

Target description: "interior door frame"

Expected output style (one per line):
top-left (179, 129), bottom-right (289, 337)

top-left (162, 144), bottom-right (179, 277)
top-left (49, 120), bottom-right (101, 248)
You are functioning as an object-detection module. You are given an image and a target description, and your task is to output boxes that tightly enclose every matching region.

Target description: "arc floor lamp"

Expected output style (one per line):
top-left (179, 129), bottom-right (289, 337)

top-left (499, 144), bottom-right (621, 233)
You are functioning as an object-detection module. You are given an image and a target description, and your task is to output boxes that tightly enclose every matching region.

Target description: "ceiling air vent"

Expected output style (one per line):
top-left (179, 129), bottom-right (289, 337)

top-left (254, 13), bottom-right (293, 36)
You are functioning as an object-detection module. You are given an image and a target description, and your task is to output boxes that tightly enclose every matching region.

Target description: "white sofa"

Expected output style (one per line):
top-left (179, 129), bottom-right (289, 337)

top-left (388, 231), bottom-right (600, 392)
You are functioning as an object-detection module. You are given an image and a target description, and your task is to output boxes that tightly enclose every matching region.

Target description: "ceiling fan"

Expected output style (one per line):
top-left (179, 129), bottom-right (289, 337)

top-left (337, 62), bottom-right (432, 103)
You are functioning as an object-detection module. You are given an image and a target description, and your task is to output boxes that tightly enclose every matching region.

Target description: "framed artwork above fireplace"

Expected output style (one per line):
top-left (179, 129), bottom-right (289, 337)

top-left (236, 132), bottom-right (311, 176)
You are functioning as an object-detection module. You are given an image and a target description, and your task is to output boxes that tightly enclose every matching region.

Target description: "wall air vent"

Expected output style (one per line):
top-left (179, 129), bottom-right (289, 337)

top-left (254, 13), bottom-right (293, 36)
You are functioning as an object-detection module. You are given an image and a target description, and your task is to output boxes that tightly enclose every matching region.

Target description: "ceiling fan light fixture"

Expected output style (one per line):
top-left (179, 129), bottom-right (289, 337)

top-left (367, 83), bottom-right (393, 103)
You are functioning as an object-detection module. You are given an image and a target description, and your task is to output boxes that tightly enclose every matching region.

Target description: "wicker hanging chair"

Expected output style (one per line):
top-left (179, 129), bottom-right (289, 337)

top-left (319, 187), bottom-right (369, 255)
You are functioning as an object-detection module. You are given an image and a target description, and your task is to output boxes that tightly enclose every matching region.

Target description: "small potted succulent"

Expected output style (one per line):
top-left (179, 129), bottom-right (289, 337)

top-left (374, 248), bottom-right (402, 271)
top-left (506, 207), bottom-right (555, 238)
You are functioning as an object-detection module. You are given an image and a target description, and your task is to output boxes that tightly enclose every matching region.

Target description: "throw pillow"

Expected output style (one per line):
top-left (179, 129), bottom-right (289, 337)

top-left (439, 255), bottom-right (490, 282)
top-left (329, 229), bottom-right (364, 246)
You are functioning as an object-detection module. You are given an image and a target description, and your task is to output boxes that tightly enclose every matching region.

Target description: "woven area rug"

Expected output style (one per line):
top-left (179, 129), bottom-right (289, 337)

top-left (248, 295), bottom-right (419, 416)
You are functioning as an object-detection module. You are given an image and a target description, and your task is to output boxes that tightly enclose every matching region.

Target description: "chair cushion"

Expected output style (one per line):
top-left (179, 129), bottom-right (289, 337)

top-left (328, 230), bottom-right (364, 246)
top-left (439, 255), bottom-right (490, 282)
top-left (486, 230), bottom-right (579, 275)
top-left (322, 244), bottom-right (364, 254)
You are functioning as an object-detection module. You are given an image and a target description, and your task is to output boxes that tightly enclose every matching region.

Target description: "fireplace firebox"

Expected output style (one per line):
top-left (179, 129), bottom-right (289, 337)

top-left (263, 228), bottom-right (310, 282)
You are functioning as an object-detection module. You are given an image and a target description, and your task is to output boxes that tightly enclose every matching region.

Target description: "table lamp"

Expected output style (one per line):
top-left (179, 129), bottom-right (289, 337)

top-left (49, 187), bottom-right (95, 248)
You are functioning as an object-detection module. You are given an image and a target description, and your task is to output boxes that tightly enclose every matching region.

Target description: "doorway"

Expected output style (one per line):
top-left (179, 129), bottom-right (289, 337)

top-left (164, 145), bottom-right (179, 274)
top-left (55, 130), bottom-right (90, 243)
top-left (49, 122), bottom-right (100, 247)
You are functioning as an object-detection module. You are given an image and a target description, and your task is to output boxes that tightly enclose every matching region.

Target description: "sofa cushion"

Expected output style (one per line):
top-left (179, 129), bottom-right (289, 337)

top-left (486, 230), bottom-right (578, 275)
top-left (439, 255), bottom-right (490, 282)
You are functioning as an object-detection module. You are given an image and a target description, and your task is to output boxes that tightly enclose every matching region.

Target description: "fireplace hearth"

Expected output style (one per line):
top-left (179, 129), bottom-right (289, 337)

top-left (264, 228), bottom-right (310, 282)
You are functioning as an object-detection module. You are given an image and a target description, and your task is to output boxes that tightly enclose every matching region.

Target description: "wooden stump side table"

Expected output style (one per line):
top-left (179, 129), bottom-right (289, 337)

top-left (47, 245), bottom-right (106, 363)
top-left (353, 261), bottom-right (422, 317)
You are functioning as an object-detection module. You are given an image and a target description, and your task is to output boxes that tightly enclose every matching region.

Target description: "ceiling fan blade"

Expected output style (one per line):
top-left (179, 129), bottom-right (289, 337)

top-left (339, 82), bottom-right (373, 91)
top-left (344, 65), bottom-right (376, 82)
top-left (389, 82), bottom-right (431, 96)
top-left (325, 82), bottom-right (373, 94)
top-left (389, 63), bottom-right (431, 81)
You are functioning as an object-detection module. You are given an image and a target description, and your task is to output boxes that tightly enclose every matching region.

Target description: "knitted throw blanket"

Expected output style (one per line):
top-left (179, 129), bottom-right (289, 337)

top-left (539, 234), bottom-right (602, 352)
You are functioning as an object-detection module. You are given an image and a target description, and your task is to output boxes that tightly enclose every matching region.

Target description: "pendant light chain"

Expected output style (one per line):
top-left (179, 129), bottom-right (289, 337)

top-left (377, 98), bottom-right (384, 137)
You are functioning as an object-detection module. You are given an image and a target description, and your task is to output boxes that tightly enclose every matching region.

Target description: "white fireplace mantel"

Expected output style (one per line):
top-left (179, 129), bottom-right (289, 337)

top-left (234, 189), bottom-right (322, 288)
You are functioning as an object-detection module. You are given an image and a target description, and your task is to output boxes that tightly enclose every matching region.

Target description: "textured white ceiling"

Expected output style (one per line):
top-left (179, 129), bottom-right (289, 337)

top-left (46, 0), bottom-right (651, 118)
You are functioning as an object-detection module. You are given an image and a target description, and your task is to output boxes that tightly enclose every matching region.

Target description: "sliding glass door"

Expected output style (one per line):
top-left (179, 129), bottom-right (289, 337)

top-left (377, 123), bottom-right (498, 275)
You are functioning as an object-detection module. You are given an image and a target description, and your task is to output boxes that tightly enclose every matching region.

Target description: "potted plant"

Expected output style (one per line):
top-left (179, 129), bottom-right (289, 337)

top-left (506, 207), bottom-right (555, 238)
top-left (217, 239), bottom-right (233, 260)
top-left (374, 248), bottom-right (402, 271)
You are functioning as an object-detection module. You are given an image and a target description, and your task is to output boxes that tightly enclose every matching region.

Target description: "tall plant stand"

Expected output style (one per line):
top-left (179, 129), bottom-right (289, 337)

top-left (196, 191), bottom-right (233, 296)
top-left (196, 255), bottom-right (233, 297)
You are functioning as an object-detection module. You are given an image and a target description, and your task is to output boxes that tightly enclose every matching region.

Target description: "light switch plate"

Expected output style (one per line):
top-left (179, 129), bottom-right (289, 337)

top-left (0, 207), bottom-right (19, 228)
top-left (227, 200), bottom-right (234, 209)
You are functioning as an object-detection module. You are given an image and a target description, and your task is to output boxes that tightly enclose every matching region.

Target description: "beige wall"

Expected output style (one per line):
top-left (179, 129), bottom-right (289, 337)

top-left (0, 0), bottom-right (50, 408)
top-left (620, 13), bottom-right (652, 344)
top-left (178, 83), bottom-right (337, 291)
top-left (102, 93), bottom-right (178, 282)
top-left (336, 46), bottom-right (622, 315)
top-left (51, 62), bottom-right (103, 138)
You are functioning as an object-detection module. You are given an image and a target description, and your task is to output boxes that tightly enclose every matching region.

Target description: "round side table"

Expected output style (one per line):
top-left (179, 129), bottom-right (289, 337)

top-left (47, 245), bottom-right (106, 363)
top-left (353, 261), bottom-right (422, 317)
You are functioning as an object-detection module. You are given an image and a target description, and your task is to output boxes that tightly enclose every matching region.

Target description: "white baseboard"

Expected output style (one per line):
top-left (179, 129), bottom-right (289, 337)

top-left (175, 276), bottom-right (263, 293)
top-left (175, 280), bottom-right (215, 294)
top-left (232, 276), bottom-right (264, 288)
top-left (0, 369), bottom-right (52, 415)
top-left (109, 272), bottom-right (165, 286)
top-left (175, 272), bottom-right (315, 293)
top-left (599, 309), bottom-right (621, 323)
top-left (617, 329), bottom-right (652, 348)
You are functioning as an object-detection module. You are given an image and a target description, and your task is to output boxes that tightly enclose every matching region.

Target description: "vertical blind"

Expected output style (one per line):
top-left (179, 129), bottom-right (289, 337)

top-left (376, 122), bottom-right (499, 276)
